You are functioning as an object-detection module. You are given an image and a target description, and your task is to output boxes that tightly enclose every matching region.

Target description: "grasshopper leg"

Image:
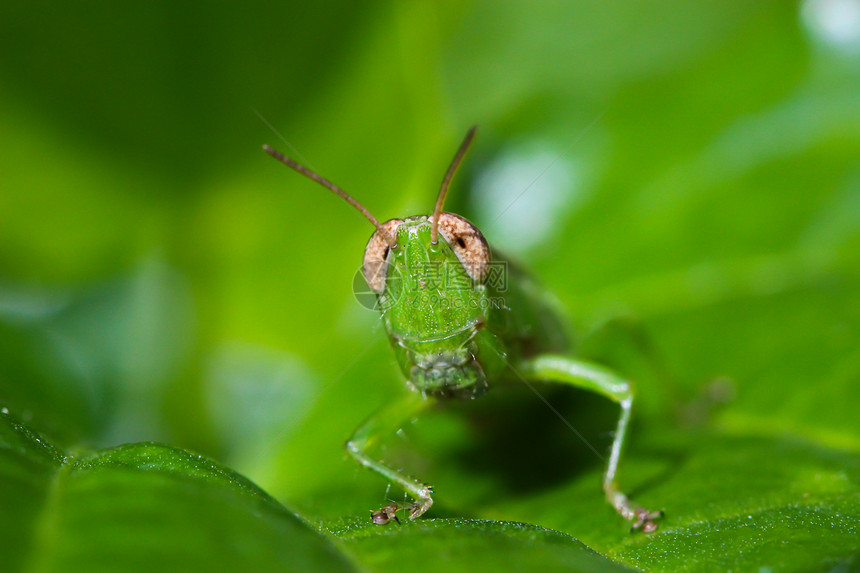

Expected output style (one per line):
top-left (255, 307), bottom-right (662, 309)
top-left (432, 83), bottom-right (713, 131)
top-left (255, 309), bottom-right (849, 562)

top-left (345, 392), bottom-right (436, 524)
top-left (518, 354), bottom-right (663, 532)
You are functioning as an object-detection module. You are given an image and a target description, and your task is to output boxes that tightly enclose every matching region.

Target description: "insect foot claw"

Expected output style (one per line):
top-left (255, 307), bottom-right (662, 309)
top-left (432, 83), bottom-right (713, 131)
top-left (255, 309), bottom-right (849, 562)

top-left (370, 495), bottom-right (434, 525)
top-left (408, 496), bottom-right (433, 520)
top-left (629, 508), bottom-right (664, 533)
top-left (371, 502), bottom-right (401, 525)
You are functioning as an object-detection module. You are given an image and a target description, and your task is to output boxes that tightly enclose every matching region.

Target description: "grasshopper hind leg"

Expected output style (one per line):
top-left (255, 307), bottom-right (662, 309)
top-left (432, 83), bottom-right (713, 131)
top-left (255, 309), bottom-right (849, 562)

top-left (518, 354), bottom-right (663, 532)
top-left (603, 393), bottom-right (664, 532)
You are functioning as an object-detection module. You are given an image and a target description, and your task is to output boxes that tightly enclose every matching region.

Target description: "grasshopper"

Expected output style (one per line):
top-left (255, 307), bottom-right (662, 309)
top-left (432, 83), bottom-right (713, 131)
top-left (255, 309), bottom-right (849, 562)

top-left (264, 126), bottom-right (662, 532)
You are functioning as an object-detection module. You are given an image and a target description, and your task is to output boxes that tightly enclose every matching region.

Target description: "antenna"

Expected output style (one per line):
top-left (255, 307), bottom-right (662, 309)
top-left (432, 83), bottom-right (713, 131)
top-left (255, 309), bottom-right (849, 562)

top-left (263, 145), bottom-right (395, 245)
top-left (431, 126), bottom-right (478, 244)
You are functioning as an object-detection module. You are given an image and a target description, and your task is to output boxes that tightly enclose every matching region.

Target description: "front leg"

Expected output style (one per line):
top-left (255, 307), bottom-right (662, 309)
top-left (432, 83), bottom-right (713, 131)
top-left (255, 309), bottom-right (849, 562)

top-left (345, 391), bottom-right (436, 524)
top-left (518, 354), bottom-right (663, 532)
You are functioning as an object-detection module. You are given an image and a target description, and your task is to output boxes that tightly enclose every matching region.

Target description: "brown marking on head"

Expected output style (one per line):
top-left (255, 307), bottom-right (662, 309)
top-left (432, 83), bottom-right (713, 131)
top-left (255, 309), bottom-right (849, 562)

top-left (433, 212), bottom-right (490, 282)
top-left (362, 218), bottom-right (404, 293)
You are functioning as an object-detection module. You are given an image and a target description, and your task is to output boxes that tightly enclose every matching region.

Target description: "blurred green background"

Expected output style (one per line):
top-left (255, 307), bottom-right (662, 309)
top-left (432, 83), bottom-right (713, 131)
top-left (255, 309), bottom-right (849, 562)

top-left (1, 1), bottom-right (859, 571)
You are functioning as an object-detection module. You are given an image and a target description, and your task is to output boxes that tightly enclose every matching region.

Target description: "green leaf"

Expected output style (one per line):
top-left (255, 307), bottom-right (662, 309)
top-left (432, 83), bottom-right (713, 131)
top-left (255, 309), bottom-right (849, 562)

top-left (0, 410), bottom-right (355, 573)
top-left (333, 518), bottom-right (636, 573)
top-left (485, 433), bottom-right (860, 571)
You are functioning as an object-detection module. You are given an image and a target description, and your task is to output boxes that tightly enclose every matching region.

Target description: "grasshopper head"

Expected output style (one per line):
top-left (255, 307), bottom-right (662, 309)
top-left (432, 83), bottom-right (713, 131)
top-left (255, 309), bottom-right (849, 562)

top-left (265, 127), bottom-right (487, 397)
top-left (362, 213), bottom-right (494, 398)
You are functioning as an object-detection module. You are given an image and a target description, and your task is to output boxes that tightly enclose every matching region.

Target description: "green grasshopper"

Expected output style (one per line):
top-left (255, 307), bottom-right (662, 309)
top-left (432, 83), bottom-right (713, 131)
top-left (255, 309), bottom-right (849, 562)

top-left (264, 127), bottom-right (663, 532)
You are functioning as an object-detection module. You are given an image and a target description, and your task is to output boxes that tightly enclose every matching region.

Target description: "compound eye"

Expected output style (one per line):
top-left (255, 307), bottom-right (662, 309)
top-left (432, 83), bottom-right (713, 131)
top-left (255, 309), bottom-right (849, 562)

top-left (434, 212), bottom-right (490, 282)
top-left (362, 219), bottom-right (402, 294)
